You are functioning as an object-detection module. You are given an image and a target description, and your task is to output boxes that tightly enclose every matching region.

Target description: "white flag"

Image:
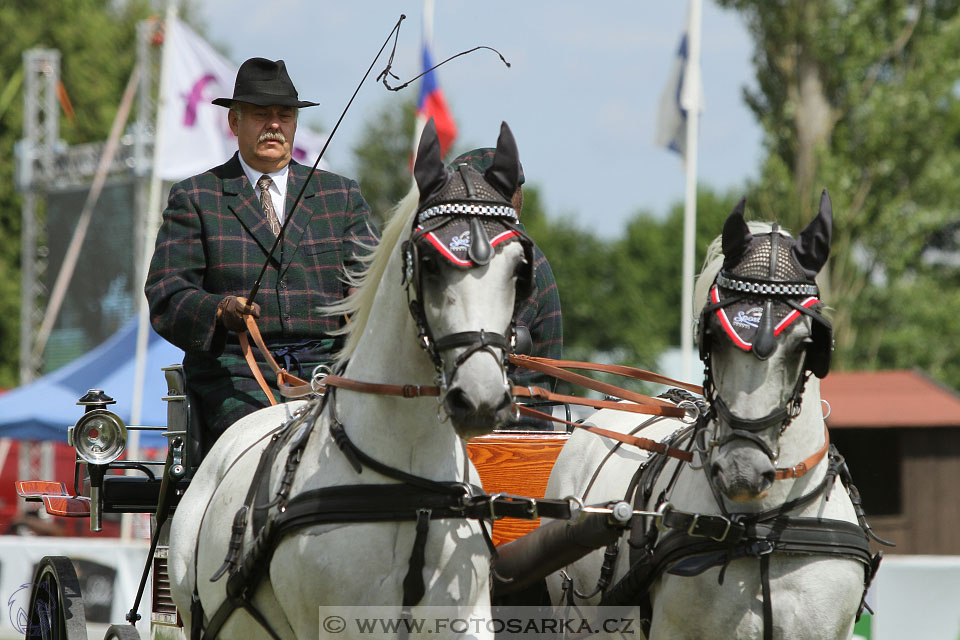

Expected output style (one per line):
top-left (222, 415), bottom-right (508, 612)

top-left (655, 24), bottom-right (704, 158)
top-left (156, 17), bottom-right (327, 181)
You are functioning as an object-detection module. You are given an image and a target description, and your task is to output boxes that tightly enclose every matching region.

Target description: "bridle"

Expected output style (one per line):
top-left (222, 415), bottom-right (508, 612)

top-left (696, 224), bottom-right (834, 462)
top-left (401, 190), bottom-right (534, 400)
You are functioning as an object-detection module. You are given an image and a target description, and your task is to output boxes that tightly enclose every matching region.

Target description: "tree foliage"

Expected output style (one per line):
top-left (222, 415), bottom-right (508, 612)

top-left (0, 0), bottom-right (152, 386)
top-left (351, 98), bottom-right (744, 379)
top-left (351, 98), bottom-right (418, 227)
top-left (521, 187), bottom-right (738, 368)
top-left (717, 0), bottom-right (960, 389)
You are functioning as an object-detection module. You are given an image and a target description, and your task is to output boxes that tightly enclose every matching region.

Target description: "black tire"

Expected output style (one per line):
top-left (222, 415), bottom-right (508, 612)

top-left (24, 556), bottom-right (88, 640)
top-left (103, 624), bottom-right (141, 640)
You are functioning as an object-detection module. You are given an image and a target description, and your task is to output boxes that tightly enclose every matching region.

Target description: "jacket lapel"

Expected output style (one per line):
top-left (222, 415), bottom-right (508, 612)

top-left (279, 161), bottom-right (318, 268)
top-left (221, 154), bottom-right (280, 259)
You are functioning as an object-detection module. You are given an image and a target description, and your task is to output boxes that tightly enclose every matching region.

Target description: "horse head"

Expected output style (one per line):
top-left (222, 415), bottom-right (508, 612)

top-left (696, 192), bottom-right (834, 501)
top-left (407, 119), bottom-right (532, 438)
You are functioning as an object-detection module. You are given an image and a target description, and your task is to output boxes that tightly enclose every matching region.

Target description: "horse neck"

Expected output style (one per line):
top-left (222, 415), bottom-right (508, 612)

top-left (333, 247), bottom-right (468, 482)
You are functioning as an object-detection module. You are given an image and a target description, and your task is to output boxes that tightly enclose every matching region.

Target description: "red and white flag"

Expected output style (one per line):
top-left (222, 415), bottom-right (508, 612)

top-left (412, 0), bottom-right (457, 161)
top-left (155, 16), bottom-right (327, 181)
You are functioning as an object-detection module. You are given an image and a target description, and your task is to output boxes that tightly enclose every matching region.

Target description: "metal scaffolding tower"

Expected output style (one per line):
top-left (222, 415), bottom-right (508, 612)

top-left (18, 49), bottom-right (60, 384)
top-left (16, 21), bottom-right (161, 383)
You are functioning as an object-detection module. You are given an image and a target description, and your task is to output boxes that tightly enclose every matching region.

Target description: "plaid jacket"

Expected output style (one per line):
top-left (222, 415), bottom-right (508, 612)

top-left (512, 243), bottom-right (563, 390)
top-left (145, 154), bottom-right (378, 433)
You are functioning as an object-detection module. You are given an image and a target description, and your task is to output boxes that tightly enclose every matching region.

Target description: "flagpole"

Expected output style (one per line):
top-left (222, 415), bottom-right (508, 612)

top-left (680, 0), bottom-right (702, 383)
top-left (131, 3), bottom-right (176, 437)
top-left (410, 0), bottom-right (434, 166)
top-left (125, 3), bottom-right (176, 541)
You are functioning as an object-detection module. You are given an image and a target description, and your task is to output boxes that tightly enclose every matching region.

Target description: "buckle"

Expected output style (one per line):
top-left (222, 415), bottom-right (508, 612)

top-left (488, 493), bottom-right (538, 520)
top-left (686, 513), bottom-right (732, 542)
top-left (565, 495), bottom-right (586, 525)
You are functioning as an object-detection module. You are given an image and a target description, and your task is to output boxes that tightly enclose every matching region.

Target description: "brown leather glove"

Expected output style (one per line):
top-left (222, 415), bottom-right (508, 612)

top-left (217, 296), bottom-right (261, 333)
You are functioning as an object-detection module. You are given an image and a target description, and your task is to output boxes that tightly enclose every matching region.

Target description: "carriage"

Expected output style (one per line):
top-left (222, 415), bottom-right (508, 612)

top-left (15, 365), bottom-right (573, 640)
top-left (16, 122), bottom-right (889, 640)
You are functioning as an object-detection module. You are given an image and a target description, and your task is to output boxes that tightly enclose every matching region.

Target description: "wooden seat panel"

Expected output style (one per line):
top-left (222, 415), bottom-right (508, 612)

top-left (467, 431), bottom-right (569, 546)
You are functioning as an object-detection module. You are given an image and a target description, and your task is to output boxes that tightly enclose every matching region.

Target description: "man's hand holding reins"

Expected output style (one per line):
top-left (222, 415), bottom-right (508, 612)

top-left (217, 296), bottom-right (261, 333)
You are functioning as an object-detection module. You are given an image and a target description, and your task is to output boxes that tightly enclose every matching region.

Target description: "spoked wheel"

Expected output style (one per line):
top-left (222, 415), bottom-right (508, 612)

top-left (103, 624), bottom-right (141, 640)
top-left (24, 556), bottom-right (88, 640)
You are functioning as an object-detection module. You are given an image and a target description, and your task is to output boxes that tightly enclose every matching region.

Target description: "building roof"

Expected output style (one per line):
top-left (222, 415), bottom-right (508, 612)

top-left (822, 370), bottom-right (960, 428)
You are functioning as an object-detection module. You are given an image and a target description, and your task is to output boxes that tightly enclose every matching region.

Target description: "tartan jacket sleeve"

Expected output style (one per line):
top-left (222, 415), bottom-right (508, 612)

top-left (144, 156), bottom-right (379, 354)
top-left (513, 244), bottom-right (563, 389)
top-left (145, 174), bottom-right (223, 353)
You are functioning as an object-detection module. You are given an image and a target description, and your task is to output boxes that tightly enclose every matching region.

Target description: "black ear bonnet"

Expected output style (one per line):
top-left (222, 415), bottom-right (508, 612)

top-left (406, 120), bottom-right (534, 301)
top-left (697, 192), bottom-right (834, 378)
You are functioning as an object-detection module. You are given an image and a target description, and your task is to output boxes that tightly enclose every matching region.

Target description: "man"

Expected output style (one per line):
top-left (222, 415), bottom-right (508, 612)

top-left (145, 58), bottom-right (378, 442)
top-left (449, 148), bottom-right (562, 393)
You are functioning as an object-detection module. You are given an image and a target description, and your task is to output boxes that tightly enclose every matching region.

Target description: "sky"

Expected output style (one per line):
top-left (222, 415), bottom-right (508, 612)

top-left (194, 0), bottom-right (763, 238)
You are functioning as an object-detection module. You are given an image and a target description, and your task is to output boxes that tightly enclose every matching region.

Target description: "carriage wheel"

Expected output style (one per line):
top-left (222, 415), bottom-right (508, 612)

top-left (24, 556), bottom-right (88, 640)
top-left (103, 624), bottom-right (141, 640)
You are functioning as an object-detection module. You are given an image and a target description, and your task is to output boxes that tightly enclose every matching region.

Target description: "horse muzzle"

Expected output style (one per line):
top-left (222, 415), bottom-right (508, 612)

top-left (709, 443), bottom-right (776, 502)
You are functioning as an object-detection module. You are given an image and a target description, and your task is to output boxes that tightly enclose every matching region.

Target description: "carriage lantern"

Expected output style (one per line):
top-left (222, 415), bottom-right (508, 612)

top-left (69, 389), bottom-right (127, 531)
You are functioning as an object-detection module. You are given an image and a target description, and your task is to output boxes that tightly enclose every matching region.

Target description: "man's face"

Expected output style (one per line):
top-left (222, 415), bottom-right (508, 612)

top-left (229, 102), bottom-right (298, 172)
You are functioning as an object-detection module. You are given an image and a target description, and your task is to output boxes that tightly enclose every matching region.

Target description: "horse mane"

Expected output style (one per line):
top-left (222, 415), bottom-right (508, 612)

top-left (325, 184), bottom-right (421, 364)
top-left (693, 221), bottom-right (786, 313)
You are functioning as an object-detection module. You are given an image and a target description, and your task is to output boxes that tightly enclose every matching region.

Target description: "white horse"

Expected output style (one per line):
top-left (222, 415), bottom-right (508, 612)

top-left (545, 193), bottom-right (878, 640)
top-left (168, 121), bottom-right (530, 639)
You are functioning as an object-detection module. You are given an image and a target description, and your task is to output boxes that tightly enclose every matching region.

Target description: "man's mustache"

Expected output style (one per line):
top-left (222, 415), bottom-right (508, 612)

top-left (258, 131), bottom-right (286, 144)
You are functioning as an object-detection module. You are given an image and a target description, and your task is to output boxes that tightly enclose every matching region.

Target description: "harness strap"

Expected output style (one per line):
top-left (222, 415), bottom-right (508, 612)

top-left (603, 516), bottom-right (875, 607)
top-left (761, 552), bottom-right (773, 640)
top-left (510, 354), bottom-right (701, 404)
top-left (510, 354), bottom-right (703, 394)
top-left (238, 319), bottom-right (277, 406)
top-left (323, 374), bottom-right (441, 398)
top-left (776, 426), bottom-right (830, 480)
top-left (239, 315), bottom-right (315, 402)
top-left (402, 509), bottom-right (432, 608)
top-left (514, 386), bottom-right (687, 418)
top-left (519, 406), bottom-right (694, 463)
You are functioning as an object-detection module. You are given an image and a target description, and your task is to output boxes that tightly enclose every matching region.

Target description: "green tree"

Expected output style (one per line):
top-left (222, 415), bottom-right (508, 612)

top-left (0, 0), bottom-right (152, 386)
top-left (348, 97), bottom-right (747, 379)
top-left (718, 0), bottom-right (960, 389)
top-left (523, 184), bottom-right (740, 369)
top-left (351, 98), bottom-right (418, 227)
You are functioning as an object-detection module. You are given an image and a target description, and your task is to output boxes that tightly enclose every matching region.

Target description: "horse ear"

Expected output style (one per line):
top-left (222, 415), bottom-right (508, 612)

top-left (484, 122), bottom-right (521, 200)
top-left (721, 197), bottom-right (751, 269)
top-left (792, 189), bottom-right (833, 278)
top-left (414, 119), bottom-right (447, 204)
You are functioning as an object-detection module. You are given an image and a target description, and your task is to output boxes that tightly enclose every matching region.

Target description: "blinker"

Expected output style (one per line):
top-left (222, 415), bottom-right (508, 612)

top-left (467, 217), bottom-right (492, 265)
top-left (751, 300), bottom-right (777, 360)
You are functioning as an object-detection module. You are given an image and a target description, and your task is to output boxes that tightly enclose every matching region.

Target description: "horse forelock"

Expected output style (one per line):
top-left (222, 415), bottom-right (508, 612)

top-left (324, 184), bottom-right (421, 364)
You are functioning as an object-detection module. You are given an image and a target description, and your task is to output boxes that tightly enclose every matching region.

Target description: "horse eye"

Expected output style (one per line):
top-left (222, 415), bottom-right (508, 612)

top-left (421, 255), bottom-right (441, 277)
top-left (514, 256), bottom-right (528, 277)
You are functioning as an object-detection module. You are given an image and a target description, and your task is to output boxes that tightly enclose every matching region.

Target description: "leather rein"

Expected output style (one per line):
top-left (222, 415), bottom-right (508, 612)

top-left (239, 317), bottom-right (829, 478)
top-left (239, 316), bottom-right (703, 463)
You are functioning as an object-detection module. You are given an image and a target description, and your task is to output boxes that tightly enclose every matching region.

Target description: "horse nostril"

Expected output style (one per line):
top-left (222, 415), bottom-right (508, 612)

top-left (760, 468), bottom-right (775, 491)
top-left (445, 387), bottom-right (475, 417)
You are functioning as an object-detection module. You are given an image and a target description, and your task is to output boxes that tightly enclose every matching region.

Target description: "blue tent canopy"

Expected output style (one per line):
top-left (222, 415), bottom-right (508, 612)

top-left (0, 318), bottom-right (184, 447)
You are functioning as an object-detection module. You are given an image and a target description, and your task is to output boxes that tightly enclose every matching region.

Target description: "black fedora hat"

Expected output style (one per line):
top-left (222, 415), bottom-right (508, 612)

top-left (212, 57), bottom-right (318, 108)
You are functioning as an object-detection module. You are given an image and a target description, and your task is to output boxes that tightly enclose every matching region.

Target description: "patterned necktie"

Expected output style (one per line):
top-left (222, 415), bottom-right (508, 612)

top-left (256, 175), bottom-right (281, 235)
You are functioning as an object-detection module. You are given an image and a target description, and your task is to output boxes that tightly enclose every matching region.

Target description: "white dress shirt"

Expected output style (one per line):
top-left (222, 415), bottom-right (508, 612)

top-left (237, 154), bottom-right (289, 226)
